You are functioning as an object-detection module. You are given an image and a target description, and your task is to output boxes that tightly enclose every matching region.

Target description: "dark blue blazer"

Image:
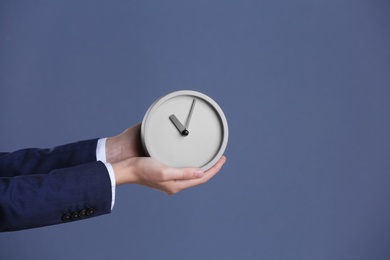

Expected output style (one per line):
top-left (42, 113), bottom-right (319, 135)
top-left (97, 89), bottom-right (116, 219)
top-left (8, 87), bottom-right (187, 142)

top-left (0, 139), bottom-right (112, 232)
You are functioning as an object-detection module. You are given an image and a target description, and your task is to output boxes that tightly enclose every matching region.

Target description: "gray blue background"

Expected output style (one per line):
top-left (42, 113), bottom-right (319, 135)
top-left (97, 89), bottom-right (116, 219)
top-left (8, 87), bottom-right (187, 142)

top-left (1, 1), bottom-right (390, 259)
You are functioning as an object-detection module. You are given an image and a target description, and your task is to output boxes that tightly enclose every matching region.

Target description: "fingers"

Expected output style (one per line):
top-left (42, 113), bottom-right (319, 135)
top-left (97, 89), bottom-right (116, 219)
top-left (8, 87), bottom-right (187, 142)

top-left (127, 156), bottom-right (227, 194)
top-left (162, 156), bottom-right (227, 182)
top-left (171, 156), bottom-right (227, 192)
top-left (163, 167), bottom-right (205, 181)
top-left (206, 156), bottom-right (227, 176)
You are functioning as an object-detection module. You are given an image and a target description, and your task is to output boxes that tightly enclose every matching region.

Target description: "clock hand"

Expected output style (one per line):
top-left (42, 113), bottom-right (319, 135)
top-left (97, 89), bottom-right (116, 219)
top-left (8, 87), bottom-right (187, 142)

top-left (169, 114), bottom-right (189, 136)
top-left (185, 99), bottom-right (197, 130)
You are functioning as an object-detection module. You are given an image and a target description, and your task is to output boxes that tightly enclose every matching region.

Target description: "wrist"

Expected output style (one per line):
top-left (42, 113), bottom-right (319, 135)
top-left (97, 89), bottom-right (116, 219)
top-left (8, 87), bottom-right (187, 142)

top-left (112, 158), bottom-right (138, 185)
top-left (105, 124), bottom-right (145, 164)
top-left (106, 135), bottom-right (122, 164)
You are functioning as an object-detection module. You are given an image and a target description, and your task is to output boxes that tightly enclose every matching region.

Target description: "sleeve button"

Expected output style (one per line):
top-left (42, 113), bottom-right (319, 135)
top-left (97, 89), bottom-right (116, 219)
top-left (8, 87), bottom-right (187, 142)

top-left (79, 209), bottom-right (87, 218)
top-left (71, 211), bottom-right (79, 220)
top-left (86, 208), bottom-right (96, 216)
top-left (62, 213), bottom-right (71, 222)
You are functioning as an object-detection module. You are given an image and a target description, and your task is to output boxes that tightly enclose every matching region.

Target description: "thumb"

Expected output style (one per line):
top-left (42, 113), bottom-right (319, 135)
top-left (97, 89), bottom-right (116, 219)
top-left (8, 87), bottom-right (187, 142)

top-left (165, 167), bottom-right (205, 181)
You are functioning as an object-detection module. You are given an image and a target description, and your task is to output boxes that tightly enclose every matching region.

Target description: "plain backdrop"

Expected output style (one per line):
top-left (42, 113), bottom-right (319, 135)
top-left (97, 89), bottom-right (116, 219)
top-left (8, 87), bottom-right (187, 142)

top-left (1, 1), bottom-right (390, 259)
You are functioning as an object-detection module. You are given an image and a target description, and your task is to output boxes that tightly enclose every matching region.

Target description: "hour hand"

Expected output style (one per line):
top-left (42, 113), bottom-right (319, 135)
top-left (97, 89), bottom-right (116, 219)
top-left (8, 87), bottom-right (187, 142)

top-left (169, 114), bottom-right (189, 136)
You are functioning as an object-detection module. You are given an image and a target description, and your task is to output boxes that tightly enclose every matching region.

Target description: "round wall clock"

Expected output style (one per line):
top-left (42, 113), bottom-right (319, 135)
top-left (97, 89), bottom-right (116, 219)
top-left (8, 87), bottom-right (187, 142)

top-left (141, 90), bottom-right (228, 171)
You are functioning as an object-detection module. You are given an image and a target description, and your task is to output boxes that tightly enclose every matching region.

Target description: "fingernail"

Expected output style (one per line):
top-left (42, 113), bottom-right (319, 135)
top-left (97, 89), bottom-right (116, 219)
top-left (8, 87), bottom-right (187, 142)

top-left (194, 170), bottom-right (204, 178)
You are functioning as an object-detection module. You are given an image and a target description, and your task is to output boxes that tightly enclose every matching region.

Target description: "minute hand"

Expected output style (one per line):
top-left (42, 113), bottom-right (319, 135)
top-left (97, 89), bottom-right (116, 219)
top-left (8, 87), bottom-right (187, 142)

top-left (185, 99), bottom-right (197, 130)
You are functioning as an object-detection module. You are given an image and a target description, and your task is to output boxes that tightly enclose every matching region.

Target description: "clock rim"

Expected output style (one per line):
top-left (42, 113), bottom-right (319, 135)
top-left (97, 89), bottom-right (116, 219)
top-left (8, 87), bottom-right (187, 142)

top-left (141, 90), bottom-right (229, 171)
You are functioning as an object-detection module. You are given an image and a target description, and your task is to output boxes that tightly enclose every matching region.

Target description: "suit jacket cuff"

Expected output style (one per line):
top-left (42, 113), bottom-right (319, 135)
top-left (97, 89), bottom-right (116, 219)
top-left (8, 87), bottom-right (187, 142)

top-left (96, 138), bottom-right (116, 210)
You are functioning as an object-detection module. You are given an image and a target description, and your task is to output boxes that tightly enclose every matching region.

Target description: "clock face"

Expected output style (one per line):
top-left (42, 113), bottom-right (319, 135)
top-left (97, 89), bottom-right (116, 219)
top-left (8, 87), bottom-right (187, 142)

top-left (141, 90), bottom-right (228, 171)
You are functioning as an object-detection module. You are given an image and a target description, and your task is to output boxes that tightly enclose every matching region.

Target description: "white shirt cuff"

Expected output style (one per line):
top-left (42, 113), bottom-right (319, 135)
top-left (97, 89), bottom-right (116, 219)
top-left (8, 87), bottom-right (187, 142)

top-left (96, 138), bottom-right (116, 210)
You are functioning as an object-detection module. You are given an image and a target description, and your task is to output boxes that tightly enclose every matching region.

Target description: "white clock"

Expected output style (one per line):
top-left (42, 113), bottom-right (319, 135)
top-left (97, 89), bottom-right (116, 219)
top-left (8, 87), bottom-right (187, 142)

top-left (141, 90), bottom-right (228, 171)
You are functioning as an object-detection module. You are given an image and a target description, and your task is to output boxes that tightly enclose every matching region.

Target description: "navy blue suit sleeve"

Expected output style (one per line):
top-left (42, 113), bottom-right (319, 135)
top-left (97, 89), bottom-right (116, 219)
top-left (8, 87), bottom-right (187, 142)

top-left (0, 139), bottom-right (112, 232)
top-left (0, 139), bottom-right (99, 177)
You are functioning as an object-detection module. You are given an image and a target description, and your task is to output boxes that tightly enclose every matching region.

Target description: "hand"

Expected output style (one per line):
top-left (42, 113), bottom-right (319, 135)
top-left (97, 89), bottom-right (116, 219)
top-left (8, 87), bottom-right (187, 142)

top-left (112, 156), bottom-right (227, 194)
top-left (106, 123), bottom-right (227, 193)
top-left (105, 124), bottom-right (146, 164)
